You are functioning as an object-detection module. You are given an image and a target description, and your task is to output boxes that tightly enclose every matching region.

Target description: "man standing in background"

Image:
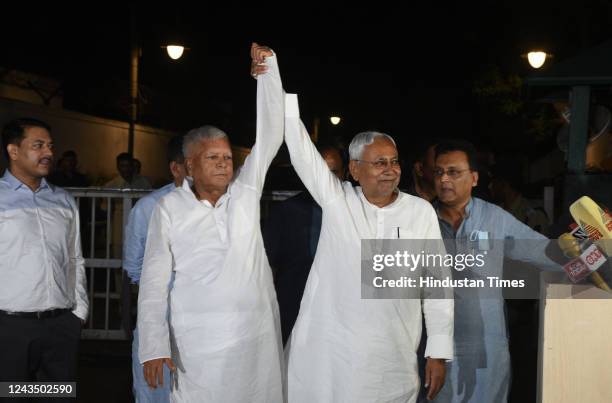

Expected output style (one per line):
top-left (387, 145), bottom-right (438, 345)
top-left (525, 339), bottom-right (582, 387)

top-left (0, 118), bottom-right (88, 391)
top-left (408, 139), bottom-right (439, 202)
top-left (105, 153), bottom-right (151, 190)
top-left (431, 139), bottom-right (559, 403)
top-left (264, 144), bottom-right (345, 344)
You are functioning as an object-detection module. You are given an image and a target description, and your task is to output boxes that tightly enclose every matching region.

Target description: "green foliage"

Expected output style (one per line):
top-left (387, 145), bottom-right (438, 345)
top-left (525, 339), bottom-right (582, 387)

top-left (473, 65), bottom-right (557, 142)
top-left (473, 65), bottom-right (524, 116)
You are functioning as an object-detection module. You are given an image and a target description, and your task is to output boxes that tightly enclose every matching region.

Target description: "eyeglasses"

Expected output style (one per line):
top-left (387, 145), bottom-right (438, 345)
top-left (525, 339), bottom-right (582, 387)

top-left (433, 168), bottom-right (470, 179)
top-left (355, 158), bottom-right (401, 169)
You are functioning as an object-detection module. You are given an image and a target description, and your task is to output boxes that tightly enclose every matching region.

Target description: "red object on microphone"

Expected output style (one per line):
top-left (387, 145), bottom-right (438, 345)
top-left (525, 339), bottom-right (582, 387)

top-left (563, 243), bottom-right (608, 283)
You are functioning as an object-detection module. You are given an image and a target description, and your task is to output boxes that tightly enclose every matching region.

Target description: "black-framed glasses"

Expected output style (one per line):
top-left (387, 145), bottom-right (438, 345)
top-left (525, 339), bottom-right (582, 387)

top-left (433, 168), bottom-right (470, 179)
top-left (355, 158), bottom-right (401, 169)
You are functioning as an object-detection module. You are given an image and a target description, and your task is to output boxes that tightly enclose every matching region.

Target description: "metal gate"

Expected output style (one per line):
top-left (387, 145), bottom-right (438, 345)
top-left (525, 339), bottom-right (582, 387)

top-left (69, 188), bottom-right (150, 340)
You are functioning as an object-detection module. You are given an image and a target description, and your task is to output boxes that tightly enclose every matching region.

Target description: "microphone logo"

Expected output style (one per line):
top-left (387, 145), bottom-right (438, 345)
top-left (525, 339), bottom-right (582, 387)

top-left (564, 259), bottom-right (591, 282)
top-left (585, 247), bottom-right (604, 266)
top-left (569, 222), bottom-right (589, 240)
top-left (563, 243), bottom-right (607, 283)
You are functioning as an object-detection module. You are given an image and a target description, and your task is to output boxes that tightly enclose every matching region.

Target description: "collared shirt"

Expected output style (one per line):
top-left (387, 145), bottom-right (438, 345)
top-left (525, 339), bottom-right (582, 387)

top-left (431, 197), bottom-right (560, 402)
top-left (144, 179), bottom-right (231, 293)
top-left (137, 53), bottom-right (284, 402)
top-left (138, 179), bottom-right (236, 364)
top-left (123, 182), bottom-right (176, 284)
top-left (284, 94), bottom-right (454, 403)
top-left (358, 188), bottom-right (405, 238)
top-left (433, 197), bottom-right (561, 403)
top-left (434, 197), bottom-right (558, 274)
top-left (0, 170), bottom-right (89, 319)
top-left (433, 197), bottom-right (559, 342)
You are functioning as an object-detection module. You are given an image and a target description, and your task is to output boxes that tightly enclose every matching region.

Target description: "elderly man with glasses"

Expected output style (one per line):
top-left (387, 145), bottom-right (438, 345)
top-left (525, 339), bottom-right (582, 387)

top-left (269, 83), bottom-right (455, 401)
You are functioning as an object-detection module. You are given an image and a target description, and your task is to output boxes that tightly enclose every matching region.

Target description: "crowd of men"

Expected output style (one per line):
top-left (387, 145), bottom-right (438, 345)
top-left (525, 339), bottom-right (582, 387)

top-left (0, 43), bottom-right (563, 403)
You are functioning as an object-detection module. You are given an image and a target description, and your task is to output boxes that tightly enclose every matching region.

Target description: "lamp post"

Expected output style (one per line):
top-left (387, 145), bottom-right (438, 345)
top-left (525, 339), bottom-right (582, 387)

top-left (127, 10), bottom-right (186, 156)
top-left (128, 9), bottom-right (139, 157)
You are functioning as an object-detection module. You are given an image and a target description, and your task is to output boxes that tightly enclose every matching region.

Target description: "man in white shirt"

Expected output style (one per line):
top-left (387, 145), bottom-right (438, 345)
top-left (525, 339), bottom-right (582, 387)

top-left (0, 117), bottom-right (88, 386)
top-left (137, 44), bottom-right (285, 402)
top-left (272, 85), bottom-right (454, 400)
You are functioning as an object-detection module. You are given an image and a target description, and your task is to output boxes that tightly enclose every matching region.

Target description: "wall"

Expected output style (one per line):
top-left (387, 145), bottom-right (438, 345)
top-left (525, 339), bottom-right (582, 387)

top-left (0, 97), bottom-right (176, 186)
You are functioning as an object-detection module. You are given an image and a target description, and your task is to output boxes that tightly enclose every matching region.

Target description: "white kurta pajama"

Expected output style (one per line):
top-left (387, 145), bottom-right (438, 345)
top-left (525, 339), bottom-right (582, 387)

top-left (284, 95), bottom-right (454, 403)
top-left (137, 55), bottom-right (285, 402)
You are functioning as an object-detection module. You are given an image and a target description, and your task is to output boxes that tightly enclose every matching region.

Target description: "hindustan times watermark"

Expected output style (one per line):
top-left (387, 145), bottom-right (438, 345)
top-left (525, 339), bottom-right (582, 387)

top-left (372, 275), bottom-right (524, 289)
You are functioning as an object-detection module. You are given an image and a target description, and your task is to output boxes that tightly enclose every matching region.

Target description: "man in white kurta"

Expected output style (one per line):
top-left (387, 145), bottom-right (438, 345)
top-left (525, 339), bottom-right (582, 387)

top-left (137, 47), bottom-right (284, 402)
top-left (283, 94), bottom-right (454, 403)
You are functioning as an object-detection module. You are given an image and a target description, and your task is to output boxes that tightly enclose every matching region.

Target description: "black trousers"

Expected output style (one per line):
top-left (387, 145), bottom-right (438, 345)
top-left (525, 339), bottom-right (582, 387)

top-left (0, 311), bottom-right (81, 402)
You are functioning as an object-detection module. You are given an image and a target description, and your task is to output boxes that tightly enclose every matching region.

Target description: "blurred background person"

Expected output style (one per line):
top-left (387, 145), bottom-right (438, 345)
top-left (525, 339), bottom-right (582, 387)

top-left (47, 149), bottom-right (89, 187)
top-left (264, 143), bottom-right (346, 344)
top-left (105, 153), bottom-right (151, 190)
top-left (489, 162), bottom-right (550, 236)
top-left (407, 138), bottom-right (439, 202)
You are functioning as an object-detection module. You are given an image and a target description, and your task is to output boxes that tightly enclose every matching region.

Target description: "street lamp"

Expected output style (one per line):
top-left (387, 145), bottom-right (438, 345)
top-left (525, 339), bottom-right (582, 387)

top-left (166, 45), bottom-right (184, 60)
top-left (163, 44), bottom-right (188, 60)
top-left (522, 50), bottom-right (553, 69)
top-left (127, 31), bottom-right (187, 155)
top-left (330, 116), bottom-right (341, 125)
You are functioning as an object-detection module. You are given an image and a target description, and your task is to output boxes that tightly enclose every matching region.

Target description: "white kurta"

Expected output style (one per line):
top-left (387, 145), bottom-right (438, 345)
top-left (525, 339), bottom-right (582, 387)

top-left (284, 95), bottom-right (454, 403)
top-left (137, 55), bottom-right (285, 402)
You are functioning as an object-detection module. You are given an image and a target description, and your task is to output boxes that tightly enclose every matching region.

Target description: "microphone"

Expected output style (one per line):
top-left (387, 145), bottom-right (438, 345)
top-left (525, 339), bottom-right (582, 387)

top-left (569, 196), bottom-right (612, 255)
top-left (559, 233), bottom-right (610, 289)
top-left (565, 196), bottom-right (612, 291)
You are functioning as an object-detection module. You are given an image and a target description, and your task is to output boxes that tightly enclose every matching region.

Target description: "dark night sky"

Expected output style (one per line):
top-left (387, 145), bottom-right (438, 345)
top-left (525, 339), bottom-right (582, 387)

top-left (1, 2), bottom-right (611, 156)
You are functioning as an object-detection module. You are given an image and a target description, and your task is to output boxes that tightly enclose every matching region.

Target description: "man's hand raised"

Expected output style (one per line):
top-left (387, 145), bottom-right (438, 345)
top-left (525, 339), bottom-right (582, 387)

top-left (250, 42), bottom-right (273, 78)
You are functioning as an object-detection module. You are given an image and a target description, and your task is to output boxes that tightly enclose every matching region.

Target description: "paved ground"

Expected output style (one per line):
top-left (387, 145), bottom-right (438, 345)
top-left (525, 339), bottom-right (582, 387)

top-left (74, 311), bottom-right (539, 402)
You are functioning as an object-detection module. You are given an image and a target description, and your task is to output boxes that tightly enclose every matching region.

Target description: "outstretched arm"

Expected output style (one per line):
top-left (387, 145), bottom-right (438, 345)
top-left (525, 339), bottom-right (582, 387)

top-left (283, 94), bottom-right (344, 206)
top-left (503, 210), bottom-right (560, 271)
top-left (234, 43), bottom-right (284, 193)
